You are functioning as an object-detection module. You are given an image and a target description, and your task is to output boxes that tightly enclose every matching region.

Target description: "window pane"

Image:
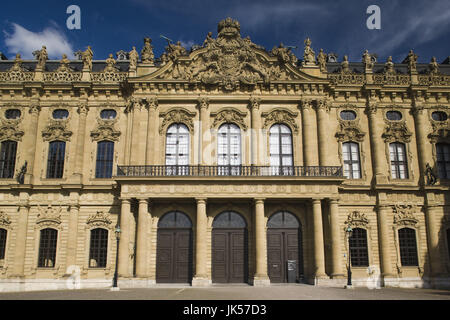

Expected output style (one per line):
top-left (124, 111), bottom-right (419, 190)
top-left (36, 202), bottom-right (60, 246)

top-left (95, 141), bottom-right (114, 178)
top-left (47, 141), bottom-right (65, 178)
top-left (436, 144), bottom-right (450, 179)
top-left (0, 229), bottom-right (7, 260)
top-left (38, 228), bottom-right (58, 268)
top-left (270, 124), bottom-right (293, 168)
top-left (398, 228), bottom-right (418, 266)
top-left (89, 228), bottom-right (108, 268)
top-left (0, 141), bottom-right (17, 179)
top-left (349, 228), bottom-right (369, 267)
top-left (165, 124), bottom-right (190, 167)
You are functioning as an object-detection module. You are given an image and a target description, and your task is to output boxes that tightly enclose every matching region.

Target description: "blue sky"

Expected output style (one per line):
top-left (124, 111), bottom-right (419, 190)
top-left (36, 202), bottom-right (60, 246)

top-left (1, 0), bottom-right (450, 63)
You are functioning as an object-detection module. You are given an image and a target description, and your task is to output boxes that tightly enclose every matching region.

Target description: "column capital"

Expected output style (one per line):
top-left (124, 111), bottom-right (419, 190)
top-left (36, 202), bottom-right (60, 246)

top-left (299, 98), bottom-right (313, 110)
top-left (77, 104), bottom-right (89, 115)
top-left (28, 104), bottom-right (41, 115)
top-left (119, 197), bottom-right (132, 203)
top-left (144, 96), bottom-right (159, 110)
top-left (328, 198), bottom-right (339, 204)
top-left (314, 98), bottom-right (330, 113)
top-left (311, 198), bottom-right (322, 204)
top-left (195, 197), bottom-right (207, 204)
top-left (253, 198), bottom-right (265, 204)
top-left (197, 97), bottom-right (210, 110)
top-left (248, 96), bottom-right (261, 110)
top-left (137, 197), bottom-right (148, 204)
top-left (365, 102), bottom-right (378, 115)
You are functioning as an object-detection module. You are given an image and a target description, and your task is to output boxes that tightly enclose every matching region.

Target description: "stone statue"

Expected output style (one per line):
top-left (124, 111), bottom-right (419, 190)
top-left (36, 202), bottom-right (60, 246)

top-left (429, 57), bottom-right (439, 74)
top-left (384, 56), bottom-right (395, 74)
top-left (10, 53), bottom-right (23, 71)
top-left (271, 43), bottom-right (291, 64)
top-left (35, 45), bottom-right (48, 70)
top-left (203, 32), bottom-right (213, 47)
top-left (166, 41), bottom-right (187, 61)
top-left (141, 37), bottom-right (154, 63)
top-left (317, 49), bottom-right (327, 72)
top-left (82, 46), bottom-right (93, 71)
top-left (341, 55), bottom-right (350, 73)
top-left (362, 49), bottom-right (373, 71)
top-left (303, 38), bottom-right (316, 65)
top-left (407, 50), bottom-right (418, 73)
top-left (425, 163), bottom-right (437, 185)
top-left (104, 53), bottom-right (117, 72)
top-left (16, 161), bottom-right (27, 184)
top-left (57, 54), bottom-right (71, 72)
top-left (129, 46), bottom-right (139, 69)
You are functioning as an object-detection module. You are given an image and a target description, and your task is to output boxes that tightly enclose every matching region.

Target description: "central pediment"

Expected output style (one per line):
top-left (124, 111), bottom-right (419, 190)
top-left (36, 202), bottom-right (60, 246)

top-left (131, 17), bottom-right (324, 89)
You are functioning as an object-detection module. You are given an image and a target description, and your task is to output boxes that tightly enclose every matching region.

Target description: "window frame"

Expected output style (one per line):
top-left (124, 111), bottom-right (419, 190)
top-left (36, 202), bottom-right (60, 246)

top-left (95, 140), bottom-right (115, 178)
top-left (0, 140), bottom-right (17, 179)
top-left (165, 123), bottom-right (190, 175)
top-left (217, 123), bottom-right (242, 175)
top-left (348, 228), bottom-right (369, 267)
top-left (342, 141), bottom-right (362, 179)
top-left (269, 124), bottom-right (294, 176)
top-left (389, 142), bottom-right (409, 180)
top-left (37, 228), bottom-right (58, 268)
top-left (46, 141), bottom-right (66, 179)
top-left (88, 228), bottom-right (109, 268)
top-left (397, 227), bottom-right (419, 267)
top-left (436, 143), bottom-right (450, 180)
top-left (0, 228), bottom-right (7, 261)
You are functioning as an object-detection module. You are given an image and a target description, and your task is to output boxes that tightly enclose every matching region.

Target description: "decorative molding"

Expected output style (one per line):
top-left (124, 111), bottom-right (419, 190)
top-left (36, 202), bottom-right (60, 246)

top-left (0, 211), bottom-right (12, 229)
top-left (392, 204), bottom-right (419, 227)
top-left (42, 120), bottom-right (73, 141)
top-left (345, 211), bottom-right (369, 229)
top-left (211, 108), bottom-right (248, 131)
top-left (90, 124), bottom-right (121, 141)
top-left (0, 121), bottom-right (24, 141)
top-left (197, 97), bottom-right (209, 110)
top-left (144, 97), bottom-right (159, 110)
top-left (36, 205), bottom-right (62, 229)
top-left (248, 97), bottom-right (261, 110)
top-left (382, 121), bottom-right (412, 143)
top-left (335, 121), bottom-right (365, 142)
top-left (159, 108), bottom-right (196, 134)
top-left (86, 211), bottom-right (113, 230)
top-left (261, 109), bottom-right (298, 133)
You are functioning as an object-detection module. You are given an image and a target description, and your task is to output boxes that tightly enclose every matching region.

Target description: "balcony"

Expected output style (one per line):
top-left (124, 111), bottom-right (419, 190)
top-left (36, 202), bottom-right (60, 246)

top-left (116, 165), bottom-right (343, 178)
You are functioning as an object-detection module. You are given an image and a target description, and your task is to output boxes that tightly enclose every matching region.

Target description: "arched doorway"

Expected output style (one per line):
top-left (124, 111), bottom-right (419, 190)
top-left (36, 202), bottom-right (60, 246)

top-left (267, 211), bottom-right (303, 283)
top-left (212, 211), bottom-right (248, 283)
top-left (156, 211), bottom-right (193, 283)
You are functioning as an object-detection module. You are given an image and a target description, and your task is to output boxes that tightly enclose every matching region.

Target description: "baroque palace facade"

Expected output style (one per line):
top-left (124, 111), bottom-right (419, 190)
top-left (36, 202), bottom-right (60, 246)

top-left (0, 18), bottom-right (449, 291)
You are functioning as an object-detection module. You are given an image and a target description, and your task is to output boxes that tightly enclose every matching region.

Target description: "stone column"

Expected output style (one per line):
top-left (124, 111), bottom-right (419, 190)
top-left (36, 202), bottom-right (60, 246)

top-left (65, 197), bottom-right (79, 269)
top-left (24, 104), bottom-right (40, 184)
top-left (312, 199), bottom-right (326, 279)
top-left (316, 99), bottom-right (330, 166)
top-left (411, 104), bottom-right (430, 185)
top-left (135, 198), bottom-right (148, 278)
top-left (71, 105), bottom-right (89, 183)
top-left (300, 99), bottom-right (318, 166)
top-left (130, 99), bottom-right (142, 165)
top-left (198, 98), bottom-right (210, 165)
top-left (12, 197), bottom-right (29, 277)
top-left (145, 97), bottom-right (158, 165)
top-left (118, 198), bottom-right (132, 277)
top-left (192, 198), bottom-right (209, 286)
top-left (366, 103), bottom-right (388, 184)
top-left (424, 205), bottom-right (443, 276)
top-left (376, 204), bottom-right (394, 278)
top-left (249, 97), bottom-right (261, 166)
top-left (329, 199), bottom-right (344, 278)
top-left (253, 198), bottom-right (270, 286)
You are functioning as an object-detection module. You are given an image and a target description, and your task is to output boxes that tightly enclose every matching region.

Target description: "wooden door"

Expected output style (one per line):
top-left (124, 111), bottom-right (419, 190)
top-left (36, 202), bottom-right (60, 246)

top-left (212, 229), bottom-right (248, 283)
top-left (156, 229), bottom-right (192, 283)
top-left (267, 228), bottom-right (301, 283)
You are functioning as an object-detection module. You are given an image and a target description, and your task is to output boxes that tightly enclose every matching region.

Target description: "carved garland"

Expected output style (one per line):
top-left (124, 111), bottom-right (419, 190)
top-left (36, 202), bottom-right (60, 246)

top-left (211, 108), bottom-right (248, 131)
top-left (42, 120), bottom-right (73, 141)
top-left (159, 108), bottom-right (196, 134)
top-left (344, 211), bottom-right (369, 229)
top-left (261, 109), bottom-right (298, 133)
top-left (335, 121), bottom-right (365, 142)
top-left (36, 205), bottom-right (63, 229)
top-left (382, 121), bottom-right (412, 143)
top-left (91, 107), bottom-right (121, 141)
top-left (0, 122), bottom-right (24, 141)
top-left (85, 211), bottom-right (113, 230)
top-left (392, 204), bottom-right (419, 226)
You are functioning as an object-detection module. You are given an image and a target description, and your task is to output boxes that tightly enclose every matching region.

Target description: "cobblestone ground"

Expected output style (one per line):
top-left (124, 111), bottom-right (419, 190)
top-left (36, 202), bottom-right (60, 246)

top-left (0, 284), bottom-right (449, 300)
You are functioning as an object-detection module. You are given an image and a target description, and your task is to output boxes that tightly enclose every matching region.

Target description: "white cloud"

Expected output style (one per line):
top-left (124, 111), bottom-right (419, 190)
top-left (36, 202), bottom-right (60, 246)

top-left (3, 23), bottom-right (75, 59)
top-left (180, 40), bottom-right (196, 49)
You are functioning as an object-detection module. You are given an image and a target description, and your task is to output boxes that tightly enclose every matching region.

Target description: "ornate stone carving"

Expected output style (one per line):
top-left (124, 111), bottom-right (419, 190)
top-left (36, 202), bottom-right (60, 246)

top-left (0, 54), bottom-right (34, 82)
top-left (0, 121), bottom-right (24, 141)
top-left (317, 49), bottom-right (327, 72)
top-left (248, 97), bottom-right (261, 110)
top-left (0, 211), bottom-right (12, 229)
top-left (91, 72), bottom-right (127, 82)
top-left (261, 109), bottom-right (298, 133)
top-left (104, 54), bottom-right (118, 73)
top-left (382, 121), bottom-right (412, 143)
top-left (143, 96), bottom-right (158, 110)
top-left (271, 43), bottom-right (298, 66)
top-left (345, 211), bottom-right (369, 228)
top-left (154, 18), bottom-right (301, 90)
top-left (42, 120), bottom-right (73, 141)
top-left (86, 211), bottom-right (113, 229)
top-left (302, 38), bottom-right (316, 65)
top-left (384, 56), bottom-right (395, 74)
top-left (428, 57), bottom-right (439, 75)
top-left (340, 55), bottom-right (350, 74)
top-left (392, 204), bottom-right (418, 226)
top-left (82, 46), bottom-right (93, 71)
top-left (406, 50), bottom-right (418, 73)
top-left (335, 121), bottom-right (365, 142)
top-left (91, 110), bottom-right (121, 141)
top-left (197, 97), bottom-right (209, 110)
top-left (36, 205), bottom-right (62, 228)
top-left (211, 108), bottom-right (248, 130)
top-left (43, 54), bottom-right (82, 82)
top-left (315, 98), bottom-right (330, 113)
top-left (362, 49), bottom-right (373, 72)
top-left (428, 119), bottom-right (450, 143)
top-left (129, 46), bottom-right (139, 69)
top-left (34, 46), bottom-right (48, 71)
top-left (159, 108), bottom-right (196, 134)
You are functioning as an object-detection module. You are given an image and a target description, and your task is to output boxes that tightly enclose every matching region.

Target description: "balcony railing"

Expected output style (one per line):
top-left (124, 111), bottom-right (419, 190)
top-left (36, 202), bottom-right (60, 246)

top-left (116, 165), bottom-right (343, 177)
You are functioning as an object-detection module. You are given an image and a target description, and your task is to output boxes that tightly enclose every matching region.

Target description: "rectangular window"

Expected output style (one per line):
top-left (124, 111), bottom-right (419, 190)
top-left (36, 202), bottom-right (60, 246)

top-left (0, 229), bottom-right (7, 260)
top-left (38, 228), bottom-right (58, 268)
top-left (95, 141), bottom-right (114, 178)
top-left (342, 142), bottom-right (361, 179)
top-left (436, 143), bottom-right (450, 179)
top-left (89, 228), bottom-right (108, 268)
top-left (389, 143), bottom-right (408, 179)
top-left (0, 141), bottom-right (17, 179)
top-left (47, 141), bottom-right (66, 179)
top-left (349, 228), bottom-right (369, 267)
top-left (398, 228), bottom-right (418, 266)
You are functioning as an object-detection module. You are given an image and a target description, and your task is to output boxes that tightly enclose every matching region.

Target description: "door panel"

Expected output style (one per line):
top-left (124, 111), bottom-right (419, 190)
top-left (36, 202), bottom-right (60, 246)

top-left (212, 229), bottom-right (247, 283)
top-left (156, 229), bottom-right (192, 283)
top-left (267, 228), bottom-right (302, 283)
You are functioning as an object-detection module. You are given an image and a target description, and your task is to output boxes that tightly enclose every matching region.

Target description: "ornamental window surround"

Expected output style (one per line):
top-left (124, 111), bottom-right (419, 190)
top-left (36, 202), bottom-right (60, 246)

top-left (389, 142), bottom-right (408, 179)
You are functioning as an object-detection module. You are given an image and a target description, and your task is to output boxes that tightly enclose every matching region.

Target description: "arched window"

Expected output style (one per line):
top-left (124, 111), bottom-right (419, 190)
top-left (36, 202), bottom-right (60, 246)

top-left (270, 124), bottom-right (293, 175)
top-left (95, 141), bottom-right (114, 178)
top-left (436, 143), bottom-right (450, 179)
top-left (349, 228), bottom-right (369, 267)
top-left (398, 228), bottom-right (418, 266)
top-left (342, 142), bottom-right (361, 179)
top-left (0, 228), bottom-right (7, 260)
top-left (389, 142), bottom-right (408, 179)
top-left (158, 211), bottom-right (192, 228)
top-left (267, 211), bottom-right (300, 228)
top-left (0, 140), bottom-right (17, 178)
top-left (38, 228), bottom-right (58, 268)
top-left (47, 141), bottom-right (66, 178)
top-left (212, 211), bottom-right (247, 228)
top-left (218, 123), bottom-right (241, 175)
top-left (166, 123), bottom-right (189, 175)
top-left (89, 228), bottom-right (108, 268)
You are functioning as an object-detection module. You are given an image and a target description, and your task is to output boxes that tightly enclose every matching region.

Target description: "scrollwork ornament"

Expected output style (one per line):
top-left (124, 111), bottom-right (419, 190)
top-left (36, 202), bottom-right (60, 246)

top-left (345, 211), bottom-right (369, 229)
top-left (211, 108), bottom-right (248, 131)
top-left (0, 211), bottom-right (12, 229)
top-left (249, 97), bottom-right (261, 110)
top-left (159, 108), bottom-right (196, 134)
top-left (197, 97), bottom-right (210, 110)
top-left (36, 205), bottom-right (63, 229)
top-left (261, 109), bottom-right (298, 133)
top-left (86, 211), bottom-right (113, 230)
top-left (42, 120), bottom-right (73, 141)
top-left (382, 121), bottom-right (412, 143)
top-left (392, 204), bottom-right (419, 226)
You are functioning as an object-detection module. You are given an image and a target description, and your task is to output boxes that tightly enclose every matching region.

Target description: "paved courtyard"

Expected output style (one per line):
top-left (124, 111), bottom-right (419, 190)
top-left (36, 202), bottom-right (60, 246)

top-left (0, 284), bottom-right (449, 300)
